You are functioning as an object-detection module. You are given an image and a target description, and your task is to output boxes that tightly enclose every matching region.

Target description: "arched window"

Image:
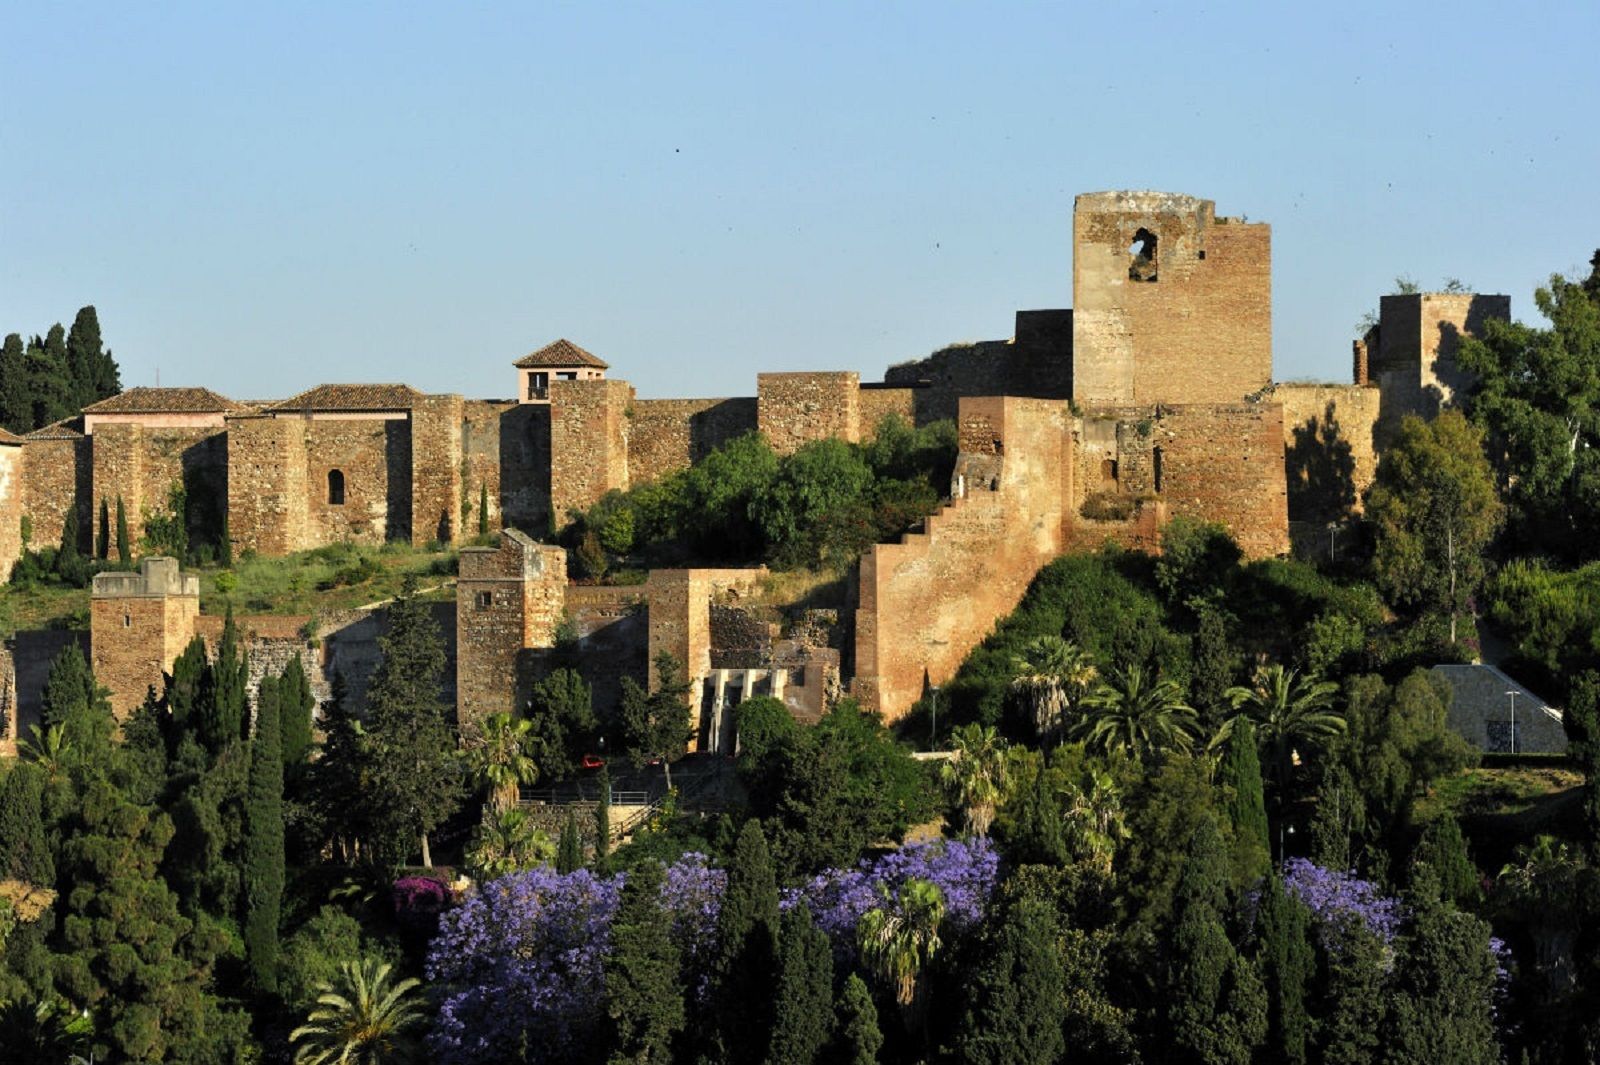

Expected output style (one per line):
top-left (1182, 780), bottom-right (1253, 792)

top-left (1128, 227), bottom-right (1158, 282)
top-left (328, 469), bottom-right (346, 505)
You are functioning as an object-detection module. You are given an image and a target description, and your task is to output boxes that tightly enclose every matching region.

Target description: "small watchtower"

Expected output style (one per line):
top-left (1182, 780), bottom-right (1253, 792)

top-left (90, 557), bottom-right (201, 718)
top-left (514, 339), bottom-right (608, 403)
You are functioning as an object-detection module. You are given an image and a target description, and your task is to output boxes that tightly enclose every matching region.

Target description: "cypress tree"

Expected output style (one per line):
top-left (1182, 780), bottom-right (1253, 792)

top-left (1004, 756), bottom-right (1068, 866)
top-left (835, 972), bottom-right (884, 1065)
top-left (953, 894), bottom-right (1066, 1065)
top-left (1165, 818), bottom-right (1268, 1065)
top-left (1255, 876), bottom-right (1313, 1065)
top-left (29, 326), bottom-right (73, 429)
top-left (1383, 890), bottom-right (1499, 1065)
top-left (595, 765), bottom-right (612, 862)
top-left (115, 496), bottom-right (130, 564)
top-left (55, 504), bottom-right (81, 579)
top-left (96, 498), bottom-right (110, 560)
top-left (210, 607), bottom-right (248, 747)
top-left (1220, 718), bottom-right (1270, 879)
top-left (65, 305), bottom-right (116, 408)
top-left (243, 675), bottom-right (285, 992)
top-left (603, 860), bottom-right (684, 1064)
top-left (714, 820), bottom-right (781, 1062)
top-left (557, 812), bottom-right (583, 874)
top-left (1319, 917), bottom-right (1387, 1065)
top-left (279, 654), bottom-right (315, 774)
top-left (165, 636), bottom-right (210, 749)
top-left (1411, 814), bottom-right (1479, 906)
top-left (769, 904), bottom-right (834, 1065)
top-left (0, 333), bottom-right (30, 432)
top-left (0, 763), bottom-right (55, 1000)
top-left (478, 482), bottom-right (490, 538)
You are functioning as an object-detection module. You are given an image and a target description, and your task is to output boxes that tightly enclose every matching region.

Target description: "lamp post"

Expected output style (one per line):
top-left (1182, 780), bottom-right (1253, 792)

top-left (1505, 690), bottom-right (1518, 755)
top-left (929, 686), bottom-right (941, 752)
top-left (1326, 521), bottom-right (1338, 562)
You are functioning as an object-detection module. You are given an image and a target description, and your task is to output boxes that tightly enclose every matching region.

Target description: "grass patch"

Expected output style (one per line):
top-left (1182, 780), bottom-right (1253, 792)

top-left (1416, 764), bottom-right (1586, 871)
top-left (0, 582), bottom-right (92, 637)
top-left (204, 542), bottom-right (456, 615)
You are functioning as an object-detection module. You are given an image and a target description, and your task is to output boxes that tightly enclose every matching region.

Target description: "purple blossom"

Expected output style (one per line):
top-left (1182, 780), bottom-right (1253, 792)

top-left (785, 837), bottom-right (1000, 951)
top-left (1281, 858), bottom-right (1404, 944)
top-left (393, 875), bottom-right (451, 940)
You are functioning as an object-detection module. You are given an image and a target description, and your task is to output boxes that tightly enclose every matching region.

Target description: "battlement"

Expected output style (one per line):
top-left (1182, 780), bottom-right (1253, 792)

top-left (91, 556), bottom-right (200, 598)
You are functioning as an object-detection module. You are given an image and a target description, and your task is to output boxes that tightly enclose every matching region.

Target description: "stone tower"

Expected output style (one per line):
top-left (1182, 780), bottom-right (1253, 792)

top-left (455, 529), bottom-right (568, 730)
top-left (90, 557), bottom-right (200, 718)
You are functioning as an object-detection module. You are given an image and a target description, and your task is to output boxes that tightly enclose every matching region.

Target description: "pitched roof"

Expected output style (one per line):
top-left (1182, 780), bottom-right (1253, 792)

top-left (266, 384), bottom-right (425, 412)
top-left (24, 418), bottom-right (84, 441)
top-left (0, 427), bottom-right (25, 446)
top-left (83, 386), bottom-right (244, 414)
top-left (514, 339), bottom-right (608, 370)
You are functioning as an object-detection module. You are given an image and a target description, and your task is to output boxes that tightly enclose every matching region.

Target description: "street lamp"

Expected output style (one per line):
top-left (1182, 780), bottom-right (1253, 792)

top-left (1326, 521), bottom-right (1338, 562)
top-left (1505, 690), bottom-right (1518, 755)
top-left (929, 686), bottom-right (941, 752)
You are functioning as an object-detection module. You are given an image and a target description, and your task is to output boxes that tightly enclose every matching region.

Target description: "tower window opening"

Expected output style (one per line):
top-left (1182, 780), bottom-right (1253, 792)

top-left (1153, 446), bottom-right (1164, 492)
top-left (328, 469), bottom-right (346, 505)
top-left (1129, 227), bottom-right (1158, 282)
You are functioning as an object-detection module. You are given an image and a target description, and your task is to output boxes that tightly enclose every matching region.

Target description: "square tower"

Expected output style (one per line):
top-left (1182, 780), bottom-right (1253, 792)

top-left (1072, 191), bottom-right (1271, 407)
top-left (90, 557), bottom-right (201, 718)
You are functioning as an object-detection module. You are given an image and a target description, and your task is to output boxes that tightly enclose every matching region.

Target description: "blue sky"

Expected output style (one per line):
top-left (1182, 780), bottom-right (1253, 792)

top-left (4, 2), bottom-right (1597, 401)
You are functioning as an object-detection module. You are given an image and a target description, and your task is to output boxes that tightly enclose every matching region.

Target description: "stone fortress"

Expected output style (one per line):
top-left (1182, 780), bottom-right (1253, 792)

top-left (0, 191), bottom-right (1511, 751)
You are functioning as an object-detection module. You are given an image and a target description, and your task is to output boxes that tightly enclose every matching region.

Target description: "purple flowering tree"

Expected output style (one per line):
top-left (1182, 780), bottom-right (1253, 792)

top-left (426, 855), bottom-right (725, 1065)
top-left (1281, 857), bottom-right (1404, 944)
top-left (785, 837), bottom-right (1000, 952)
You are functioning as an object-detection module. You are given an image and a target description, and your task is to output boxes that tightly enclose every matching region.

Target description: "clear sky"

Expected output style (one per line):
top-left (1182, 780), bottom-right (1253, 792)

top-left (4, 2), bottom-right (1597, 402)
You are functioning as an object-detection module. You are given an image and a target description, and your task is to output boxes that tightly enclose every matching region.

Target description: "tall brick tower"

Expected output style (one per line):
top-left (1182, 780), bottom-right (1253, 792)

top-left (90, 557), bottom-right (200, 718)
top-left (455, 529), bottom-right (567, 731)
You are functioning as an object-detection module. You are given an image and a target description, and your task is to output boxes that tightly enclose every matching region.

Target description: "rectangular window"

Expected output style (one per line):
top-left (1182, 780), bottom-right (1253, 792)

top-left (475, 591), bottom-right (493, 610)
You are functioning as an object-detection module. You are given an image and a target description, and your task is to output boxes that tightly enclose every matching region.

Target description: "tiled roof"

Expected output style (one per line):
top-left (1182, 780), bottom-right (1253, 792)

top-left (266, 384), bottom-right (425, 412)
top-left (83, 386), bottom-right (244, 414)
top-left (0, 427), bottom-right (25, 445)
top-left (514, 339), bottom-right (609, 370)
top-left (24, 418), bottom-right (84, 441)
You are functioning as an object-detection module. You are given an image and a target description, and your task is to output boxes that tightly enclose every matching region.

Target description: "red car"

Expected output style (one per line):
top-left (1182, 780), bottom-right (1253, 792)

top-left (580, 753), bottom-right (606, 770)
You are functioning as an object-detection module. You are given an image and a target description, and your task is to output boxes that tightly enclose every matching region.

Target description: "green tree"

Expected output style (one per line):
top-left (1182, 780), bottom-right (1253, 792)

top-left (952, 894), bottom-right (1067, 1065)
top-left (0, 333), bottom-right (31, 432)
top-left (1383, 891), bottom-right (1500, 1065)
top-left (527, 667), bottom-right (597, 781)
top-left (1566, 671), bottom-right (1600, 857)
top-left (97, 497), bottom-right (110, 559)
top-left (65, 305), bottom-right (119, 408)
top-left (858, 878), bottom-right (945, 1033)
top-left (1075, 666), bottom-right (1199, 761)
top-left (26, 326), bottom-right (73, 430)
top-left (714, 820), bottom-right (780, 1063)
top-left (1217, 718), bottom-right (1270, 879)
top-left (1366, 411), bottom-right (1503, 644)
top-left (116, 495), bottom-right (130, 564)
top-left (1319, 916), bottom-right (1388, 1065)
top-left (1155, 516), bottom-right (1242, 617)
top-left (1220, 664), bottom-right (1344, 792)
top-left (1456, 262), bottom-right (1600, 559)
top-left (464, 711), bottom-right (538, 810)
top-left (619, 652), bottom-right (693, 790)
top-left (834, 973), bottom-right (884, 1065)
top-left (996, 751), bottom-right (1069, 867)
top-left (55, 502), bottom-right (82, 582)
top-left (40, 644), bottom-right (113, 764)
top-left (465, 806), bottom-right (554, 880)
top-left (360, 580), bottom-right (462, 865)
top-left (243, 674), bottom-right (286, 992)
top-left (1010, 635), bottom-right (1100, 747)
top-left (1162, 819), bottom-right (1267, 1065)
top-left (211, 606), bottom-right (249, 748)
top-left (1411, 814), bottom-right (1479, 907)
top-left (940, 722), bottom-right (1009, 836)
top-left (289, 957), bottom-right (424, 1065)
top-left (557, 811), bottom-right (583, 874)
top-left (280, 654), bottom-right (316, 774)
top-left (1254, 876), bottom-right (1313, 1065)
top-left (603, 861), bottom-right (685, 1065)
top-left (753, 437), bottom-right (874, 567)
top-left (769, 904), bottom-right (834, 1065)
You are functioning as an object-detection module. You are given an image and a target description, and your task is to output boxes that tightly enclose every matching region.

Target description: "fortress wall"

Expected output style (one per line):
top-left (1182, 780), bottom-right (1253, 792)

top-left (1073, 192), bottom-right (1271, 406)
top-left (627, 397), bottom-right (758, 486)
top-left (301, 416), bottom-right (409, 546)
top-left (1156, 403), bottom-right (1290, 558)
top-left (411, 394), bottom-right (464, 546)
top-left (883, 343), bottom-right (1033, 424)
top-left (462, 400), bottom-right (512, 534)
top-left (87, 424), bottom-right (230, 553)
top-left (550, 378), bottom-right (633, 526)
top-left (21, 437), bottom-right (90, 552)
top-left (1372, 293), bottom-right (1511, 428)
top-left (498, 403), bottom-right (552, 536)
top-left (757, 372), bottom-right (860, 454)
top-left (91, 587), bottom-right (199, 719)
top-left (855, 397), bottom-right (1071, 720)
top-left (1276, 384), bottom-right (1382, 521)
top-left (857, 387), bottom-right (918, 435)
top-left (0, 444), bottom-right (22, 580)
top-left (89, 424), bottom-right (145, 549)
top-left (227, 416), bottom-right (310, 557)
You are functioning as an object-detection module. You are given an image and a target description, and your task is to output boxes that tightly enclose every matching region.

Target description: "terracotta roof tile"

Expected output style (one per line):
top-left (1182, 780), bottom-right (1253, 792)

top-left (513, 339), bottom-right (609, 370)
top-left (266, 384), bottom-right (425, 412)
top-left (0, 427), bottom-right (25, 445)
top-left (83, 386), bottom-right (245, 414)
top-left (24, 418), bottom-right (84, 441)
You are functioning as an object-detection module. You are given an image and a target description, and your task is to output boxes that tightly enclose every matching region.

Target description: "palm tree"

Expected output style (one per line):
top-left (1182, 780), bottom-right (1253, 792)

top-left (859, 877), bottom-right (946, 1031)
top-left (1060, 765), bottom-right (1128, 874)
top-left (465, 806), bottom-right (555, 881)
top-left (18, 724), bottom-right (69, 780)
top-left (1010, 636), bottom-right (1099, 746)
top-left (940, 723), bottom-right (1009, 836)
top-left (1219, 664), bottom-right (1344, 788)
top-left (463, 711), bottom-right (538, 809)
top-left (1074, 666), bottom-right (1199, 761)
top-left (290, 958), bottom-right (424, 1065)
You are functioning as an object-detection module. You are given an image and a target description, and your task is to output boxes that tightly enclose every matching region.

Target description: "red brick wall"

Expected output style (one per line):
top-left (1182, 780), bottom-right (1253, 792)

top-left (1073, 192), bottom-right (1271, 407)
